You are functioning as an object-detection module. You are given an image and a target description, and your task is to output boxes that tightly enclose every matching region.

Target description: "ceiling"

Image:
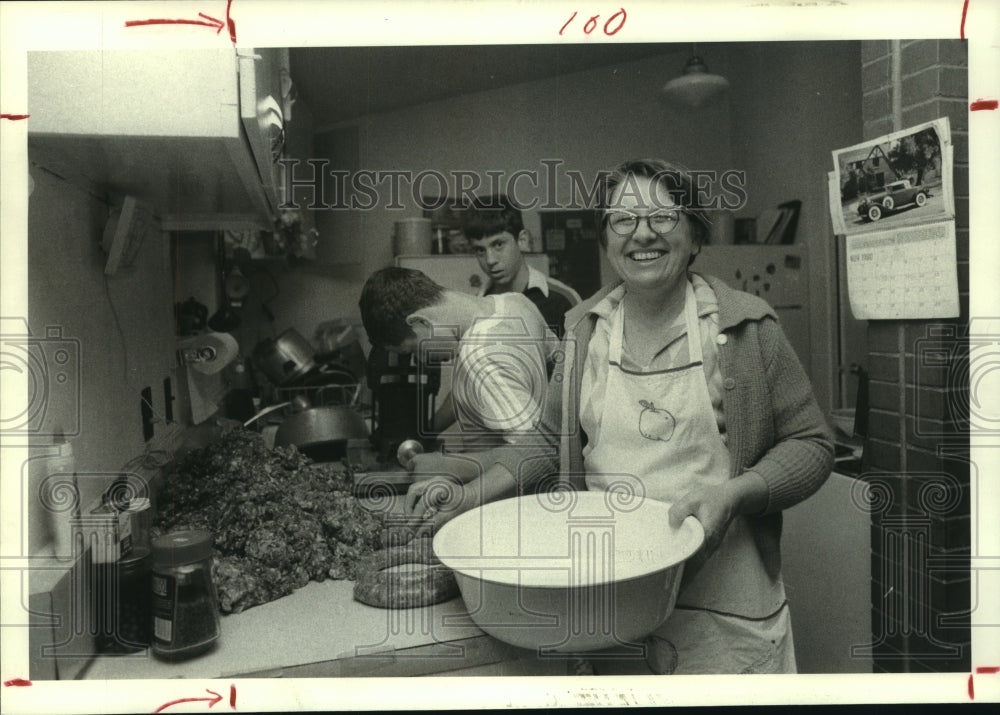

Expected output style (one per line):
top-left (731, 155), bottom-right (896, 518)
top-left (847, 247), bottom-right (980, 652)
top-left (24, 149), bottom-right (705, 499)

top-left (289, 43), bottom-right (680, 128)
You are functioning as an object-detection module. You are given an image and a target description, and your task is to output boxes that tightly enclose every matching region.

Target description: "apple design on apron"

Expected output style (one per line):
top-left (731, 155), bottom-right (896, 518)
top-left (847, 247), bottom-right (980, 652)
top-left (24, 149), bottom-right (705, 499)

top-left (637, 400), bottom-right (675, 442)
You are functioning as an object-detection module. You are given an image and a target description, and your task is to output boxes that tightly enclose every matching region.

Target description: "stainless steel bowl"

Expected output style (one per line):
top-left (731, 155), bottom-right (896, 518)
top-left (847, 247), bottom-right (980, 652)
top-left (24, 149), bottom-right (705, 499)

top-left (274, 406), bottom-right (369, 462)
top-left (432, 491), bottom-right (704, 652)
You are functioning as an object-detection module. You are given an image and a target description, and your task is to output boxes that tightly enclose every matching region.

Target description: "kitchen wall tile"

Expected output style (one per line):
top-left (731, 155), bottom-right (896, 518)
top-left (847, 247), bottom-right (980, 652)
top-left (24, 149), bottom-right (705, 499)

top-left (954, 195), bottom-right (970, 231)
top-left (863, 117), bottom-right (896, 141)
top-left (861, 40), bottom-right (891, 65)
top-left (952, 168), bottom-right (969, 199)
top-left (901, 40), bottom-right (944, 75)
top-left (906, 630), bottom-right (970, 673)
top-left (909, 384), bottom-right (948, 419)
top-left (902, 450), bottom-right (970, 488)
top-left (929, 573), bottom-right (972, 615)
top-left (866, 410), bottom-right (902, 443)
top-left (861, 55), bottom-right (892, 92)
top-left (867, 354), bottom-right (900, 383)
top-left (938, 39), bottom-right (969, 67)
top-left (868, 322), bottom-right (903, 353)
top-left (938, 67), bottom-right (969, 99)
top-left (868, 382), bottom-right (900, 412)
top-left (909, 416), bottom-right (965, 447)
top-left (928, 514), bottom-right (971, 553)
top-left (863, 473), bottom-right (910, 519)
top-left (862, 87), bottom-right (893, 124)
top-left (861, 40), bottom-right (971, 673)
top-left (901, 68), bottom-right (938, 107)
top-left (951, 131), bottom-right (968, 163)
top-left (955, 229), bottom-right (969, 262)
top-left (870, 634), bottom-right (909, 673)
top-left (904, 331), bottom-right (963, 389)
top-left (902, 97), bottom-right (969, 133)
top-left (865, 438), bottom-right (902, 472)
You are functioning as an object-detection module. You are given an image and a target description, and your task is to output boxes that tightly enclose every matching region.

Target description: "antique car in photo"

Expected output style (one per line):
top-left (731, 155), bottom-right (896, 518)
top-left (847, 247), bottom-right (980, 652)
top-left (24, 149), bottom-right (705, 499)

top-left (856, 179), bottom-right (931, 222)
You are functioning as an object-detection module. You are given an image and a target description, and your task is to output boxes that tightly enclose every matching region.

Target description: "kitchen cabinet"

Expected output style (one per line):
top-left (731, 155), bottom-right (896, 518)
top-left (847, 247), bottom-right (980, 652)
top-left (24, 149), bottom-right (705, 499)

top-left (782, 471), bottom-right (872, 673)
top-left (27, 48), bottom-right (289, 232)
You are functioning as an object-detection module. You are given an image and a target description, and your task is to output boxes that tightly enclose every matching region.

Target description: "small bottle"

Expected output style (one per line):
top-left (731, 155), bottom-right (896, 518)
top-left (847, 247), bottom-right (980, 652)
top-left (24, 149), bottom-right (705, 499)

top-left (30, 434), bottom-right (78, 560)
top-left (150, 530), bottom-right (221, 660)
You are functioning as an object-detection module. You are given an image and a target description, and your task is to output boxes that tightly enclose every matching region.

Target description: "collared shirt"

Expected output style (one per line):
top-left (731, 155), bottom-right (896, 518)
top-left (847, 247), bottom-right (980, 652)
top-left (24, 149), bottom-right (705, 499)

top-left (479, 264), bottom-right (551, 297)
top-left (481, 264), bottom-right (574, 338)
top-left (580, 273), bottom-right (727, 441)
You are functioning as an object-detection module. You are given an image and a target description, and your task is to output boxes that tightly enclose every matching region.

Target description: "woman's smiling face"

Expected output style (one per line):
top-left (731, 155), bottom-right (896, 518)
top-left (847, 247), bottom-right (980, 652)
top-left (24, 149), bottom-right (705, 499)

top-left (603, 175), bottom-right (698, 295)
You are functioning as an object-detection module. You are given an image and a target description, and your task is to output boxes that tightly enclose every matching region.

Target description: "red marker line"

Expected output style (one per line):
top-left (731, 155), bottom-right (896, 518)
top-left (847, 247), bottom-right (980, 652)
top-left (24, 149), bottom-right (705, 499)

top-left (125, 0), bottom-right (235, 43)
top-left (977, 666), bottom-right (1000, 674)
top-left (970, 99), bottom-right (999, 111)
top-left (960, 0), bottom-right (970, 39)
top-left (229, 684), bottom-right (237, 709)
top-left (125, 18), bottom-right (224, 30)
top-left (225, 0), bottom-right (237, 45)
top-left (3, 678), bottom-right (32, 687)
top-left (153, 689), bottom-right (223, 713)
top-left (969, 673), bottom-right (975, 699)
top-left (1, 114), bottom-right (30, 120)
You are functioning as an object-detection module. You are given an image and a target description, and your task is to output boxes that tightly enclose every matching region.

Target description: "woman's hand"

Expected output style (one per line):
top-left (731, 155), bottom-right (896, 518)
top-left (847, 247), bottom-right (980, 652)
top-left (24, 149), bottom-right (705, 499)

top-left (668, 472), bottom-right (768, 569)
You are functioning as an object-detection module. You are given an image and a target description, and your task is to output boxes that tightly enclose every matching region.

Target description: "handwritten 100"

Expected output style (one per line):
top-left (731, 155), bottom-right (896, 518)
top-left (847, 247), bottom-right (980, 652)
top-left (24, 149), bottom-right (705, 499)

top-left (560, 8), bottom-right (627, 36)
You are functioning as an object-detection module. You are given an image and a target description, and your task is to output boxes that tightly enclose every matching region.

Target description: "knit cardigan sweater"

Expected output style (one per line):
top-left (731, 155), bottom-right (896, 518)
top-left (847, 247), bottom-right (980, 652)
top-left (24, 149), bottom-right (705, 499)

top-left (490, 272), bottom-right (835, 579)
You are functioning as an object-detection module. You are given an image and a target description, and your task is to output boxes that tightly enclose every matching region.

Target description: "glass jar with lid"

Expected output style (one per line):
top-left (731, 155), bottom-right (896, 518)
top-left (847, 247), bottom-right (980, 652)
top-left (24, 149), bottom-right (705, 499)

top-left (96, 546), bottom-right (152, 653)
top-left (150, 529), bottom-right (221, 660)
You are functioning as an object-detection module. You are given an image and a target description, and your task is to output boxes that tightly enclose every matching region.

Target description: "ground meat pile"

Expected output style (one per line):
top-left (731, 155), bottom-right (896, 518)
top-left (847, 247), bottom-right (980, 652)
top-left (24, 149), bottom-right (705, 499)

top-left (153, 428), bottom-right (386, 614)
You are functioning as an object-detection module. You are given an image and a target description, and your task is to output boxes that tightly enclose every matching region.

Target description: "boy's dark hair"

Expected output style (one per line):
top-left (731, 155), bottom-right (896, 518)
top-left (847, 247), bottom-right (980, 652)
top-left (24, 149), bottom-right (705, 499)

top-left (358, 267), bottom-right (444, 348)
top-left (592, 159), bottom-right (713, 259)
top-left (461, 194), bottom-right (525, 241)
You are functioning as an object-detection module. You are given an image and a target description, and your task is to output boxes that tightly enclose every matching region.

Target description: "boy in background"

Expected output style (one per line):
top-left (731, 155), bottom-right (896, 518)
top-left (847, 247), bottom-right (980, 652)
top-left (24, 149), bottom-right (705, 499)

top-left (463, 194), bottom-right (578, 338)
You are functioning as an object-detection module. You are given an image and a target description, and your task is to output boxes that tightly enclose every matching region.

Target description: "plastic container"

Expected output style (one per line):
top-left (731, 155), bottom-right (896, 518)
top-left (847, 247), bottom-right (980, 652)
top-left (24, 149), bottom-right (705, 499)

top-left (150, 530), bottom-right (221, 660)
top-left (28, 437), bottom-right (77, 560)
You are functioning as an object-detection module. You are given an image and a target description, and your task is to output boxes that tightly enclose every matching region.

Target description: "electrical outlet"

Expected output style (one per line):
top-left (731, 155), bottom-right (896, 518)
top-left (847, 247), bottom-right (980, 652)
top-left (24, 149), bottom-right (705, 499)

top-left (162, 377), bottom-right (174, 423)
top-left (140, 386), bottom-right (154, 441)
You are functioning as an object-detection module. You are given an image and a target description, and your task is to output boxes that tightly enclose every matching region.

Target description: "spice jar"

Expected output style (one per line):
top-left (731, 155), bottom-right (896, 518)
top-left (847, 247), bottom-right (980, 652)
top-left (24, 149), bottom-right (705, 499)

top-left (150, 530), bottom-right (221, 660)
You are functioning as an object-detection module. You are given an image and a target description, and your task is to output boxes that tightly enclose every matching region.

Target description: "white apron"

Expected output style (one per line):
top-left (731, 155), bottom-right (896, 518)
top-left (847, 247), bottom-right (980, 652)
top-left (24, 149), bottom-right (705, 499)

top-left (581, 281), bottom-right (795, 674)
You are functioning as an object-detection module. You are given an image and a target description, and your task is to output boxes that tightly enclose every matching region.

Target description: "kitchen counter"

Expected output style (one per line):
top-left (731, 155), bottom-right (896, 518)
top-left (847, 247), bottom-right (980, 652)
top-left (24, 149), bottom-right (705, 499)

top-left (81, 483), bottom-right (573, 679)
top-left (81, 578), bottom-right (515, 679)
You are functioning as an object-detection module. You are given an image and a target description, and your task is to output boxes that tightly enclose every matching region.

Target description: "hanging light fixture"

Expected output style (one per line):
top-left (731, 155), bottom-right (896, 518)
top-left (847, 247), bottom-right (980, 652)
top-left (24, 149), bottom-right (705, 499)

top-left (661, 48), bottom-right (729, 108)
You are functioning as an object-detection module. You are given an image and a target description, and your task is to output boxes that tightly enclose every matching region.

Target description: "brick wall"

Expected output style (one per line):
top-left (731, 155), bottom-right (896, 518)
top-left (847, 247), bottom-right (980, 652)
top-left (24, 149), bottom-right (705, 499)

top-left (859, 39), bottom-right (970, 674)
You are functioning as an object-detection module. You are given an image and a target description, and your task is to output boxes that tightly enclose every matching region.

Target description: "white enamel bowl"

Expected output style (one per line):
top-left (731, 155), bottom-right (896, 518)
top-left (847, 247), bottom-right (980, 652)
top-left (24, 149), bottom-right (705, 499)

top-left (432, 491), bottom-right (704, 653)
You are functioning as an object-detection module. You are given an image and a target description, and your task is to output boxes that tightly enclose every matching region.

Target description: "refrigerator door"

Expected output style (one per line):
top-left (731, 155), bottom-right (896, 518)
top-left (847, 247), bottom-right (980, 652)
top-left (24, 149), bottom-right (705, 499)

top-left (395, 254), bottom-right (549, 295)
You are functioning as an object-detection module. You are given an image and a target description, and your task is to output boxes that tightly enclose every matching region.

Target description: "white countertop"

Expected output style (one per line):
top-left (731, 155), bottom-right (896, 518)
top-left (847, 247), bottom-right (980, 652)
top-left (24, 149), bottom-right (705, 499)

top-left (83, 578), bottom-right (490, 679)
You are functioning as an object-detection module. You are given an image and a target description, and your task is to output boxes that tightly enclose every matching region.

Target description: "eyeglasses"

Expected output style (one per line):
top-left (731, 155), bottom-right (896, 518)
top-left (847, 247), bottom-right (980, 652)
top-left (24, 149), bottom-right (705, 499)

top-left (605, 209), bottom-right (686, 237)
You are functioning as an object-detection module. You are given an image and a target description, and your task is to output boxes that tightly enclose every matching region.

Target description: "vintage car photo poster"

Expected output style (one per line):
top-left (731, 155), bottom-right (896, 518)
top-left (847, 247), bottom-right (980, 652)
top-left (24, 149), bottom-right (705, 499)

top-left (829, 118), bottom-right (960, 319)
top-left (830, 117), bottom-right (955, 236)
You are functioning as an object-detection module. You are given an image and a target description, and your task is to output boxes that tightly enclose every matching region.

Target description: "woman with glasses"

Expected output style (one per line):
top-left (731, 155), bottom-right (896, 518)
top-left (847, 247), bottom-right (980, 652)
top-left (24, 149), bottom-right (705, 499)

top-left (407, 158), bottom-right (833, 675)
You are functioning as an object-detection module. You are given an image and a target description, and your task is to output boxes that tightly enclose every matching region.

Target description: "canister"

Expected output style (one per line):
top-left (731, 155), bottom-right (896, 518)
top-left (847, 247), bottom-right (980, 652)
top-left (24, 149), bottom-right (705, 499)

top-left (96, 547), bottom-right (152, 653)
top-left (150, 530), bottom-right (221, 660)
top-left (393, 218), bottom-right (433, 255)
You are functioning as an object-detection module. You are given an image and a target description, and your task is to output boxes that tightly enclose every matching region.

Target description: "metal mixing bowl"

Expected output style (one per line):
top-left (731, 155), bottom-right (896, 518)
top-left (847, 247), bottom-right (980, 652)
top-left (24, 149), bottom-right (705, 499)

top-left (432, 490), bottom-right (704, 653)
top-left (273, 406), bottom-right (369, 462)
